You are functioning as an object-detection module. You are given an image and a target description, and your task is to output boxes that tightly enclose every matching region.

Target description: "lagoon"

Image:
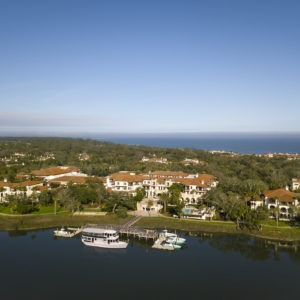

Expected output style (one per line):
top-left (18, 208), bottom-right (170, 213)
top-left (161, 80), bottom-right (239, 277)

top-left (1, 230), bottom-right (300, 300)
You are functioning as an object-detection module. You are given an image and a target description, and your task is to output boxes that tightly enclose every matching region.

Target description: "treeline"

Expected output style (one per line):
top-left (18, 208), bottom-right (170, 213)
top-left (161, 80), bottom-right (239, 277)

top-left (0, 137), bottom-right (300, 195)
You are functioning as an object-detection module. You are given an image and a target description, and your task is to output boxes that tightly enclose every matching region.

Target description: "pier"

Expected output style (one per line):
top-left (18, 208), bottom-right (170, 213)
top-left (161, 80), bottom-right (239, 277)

top-left (152, 235), bottom-right (173, 250)
top-left (54, 227), bottom-right (83, 238)
top-left (85, 216), bottom-right (158, 240)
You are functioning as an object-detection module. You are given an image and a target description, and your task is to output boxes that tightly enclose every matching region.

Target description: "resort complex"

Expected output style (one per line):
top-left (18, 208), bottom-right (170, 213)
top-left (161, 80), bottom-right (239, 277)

top-left (1, 161), bottom-right (300, 221)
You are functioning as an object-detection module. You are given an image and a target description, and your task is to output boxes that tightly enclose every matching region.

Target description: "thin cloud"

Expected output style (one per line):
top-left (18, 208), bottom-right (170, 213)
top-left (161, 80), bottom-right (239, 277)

top-left (0, 112), bottom-right (112, 128)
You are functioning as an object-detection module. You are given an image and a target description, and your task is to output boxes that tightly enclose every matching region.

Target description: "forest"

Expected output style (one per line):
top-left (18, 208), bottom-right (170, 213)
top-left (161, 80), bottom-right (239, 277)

top-left (0, 137), bottom-right (300, 227)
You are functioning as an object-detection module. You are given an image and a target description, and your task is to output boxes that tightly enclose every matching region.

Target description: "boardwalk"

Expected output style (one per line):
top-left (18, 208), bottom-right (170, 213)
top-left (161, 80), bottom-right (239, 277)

top-left (85, 216), bottom-right (158, 240)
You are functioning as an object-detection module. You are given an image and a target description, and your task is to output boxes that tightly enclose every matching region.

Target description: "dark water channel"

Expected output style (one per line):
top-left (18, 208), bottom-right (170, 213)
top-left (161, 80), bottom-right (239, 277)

top-left (0, 230), bottom-right (299, 300)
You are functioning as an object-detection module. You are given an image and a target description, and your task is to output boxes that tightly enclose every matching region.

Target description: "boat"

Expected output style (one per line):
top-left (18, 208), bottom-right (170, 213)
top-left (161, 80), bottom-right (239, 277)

top-left (161, 230), bottom-right (186, 245)
top-left (81, 227), bottom-right (128, 249)
top-left (161, 240), bottom-right (181, 250)
top-left (54, 228), bottom-right (73, 237)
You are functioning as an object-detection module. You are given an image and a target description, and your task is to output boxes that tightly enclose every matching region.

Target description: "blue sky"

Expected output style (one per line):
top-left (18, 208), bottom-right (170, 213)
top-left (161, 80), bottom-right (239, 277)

top-left (0, 0), bottom-right (299, 134)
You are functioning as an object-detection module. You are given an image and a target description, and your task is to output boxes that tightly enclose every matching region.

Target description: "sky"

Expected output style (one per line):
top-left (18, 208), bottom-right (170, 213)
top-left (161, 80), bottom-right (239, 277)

top-left (0, 0), bottom-right (299, 134)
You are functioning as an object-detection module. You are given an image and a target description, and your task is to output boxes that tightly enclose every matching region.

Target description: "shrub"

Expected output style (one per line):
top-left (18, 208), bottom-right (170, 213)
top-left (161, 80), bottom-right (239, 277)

top-left (116, 207), bottom-right (128, 218)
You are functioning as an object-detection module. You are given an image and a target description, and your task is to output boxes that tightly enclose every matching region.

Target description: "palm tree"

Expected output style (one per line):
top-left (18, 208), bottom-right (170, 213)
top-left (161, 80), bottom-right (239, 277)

top-left (273, 196), bottom-right (280, 228)
top-left (159, 192), bottom-right (169, 213)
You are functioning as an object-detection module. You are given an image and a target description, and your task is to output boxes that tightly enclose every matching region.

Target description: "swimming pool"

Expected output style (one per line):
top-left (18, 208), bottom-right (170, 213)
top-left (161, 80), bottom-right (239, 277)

top-left (182, 208), bottom-right (193, 215)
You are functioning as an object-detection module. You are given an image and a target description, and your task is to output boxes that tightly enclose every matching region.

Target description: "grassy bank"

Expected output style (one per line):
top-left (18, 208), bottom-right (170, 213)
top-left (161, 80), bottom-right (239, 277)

top-left (1, 214), bottom-right (300, 242)
top-left (136, 217), bottom-right (300, 242)
top-left (0, 214), bottom-right (131, 231)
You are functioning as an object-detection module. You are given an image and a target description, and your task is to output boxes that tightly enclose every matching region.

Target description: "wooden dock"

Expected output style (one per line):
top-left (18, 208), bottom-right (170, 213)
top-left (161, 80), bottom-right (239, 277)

top-left (54, 227), bottom-right (83, 238)
top-left (152, 235), bottom-right (172, 251)
top-left (85, 216), bottom-right (158, 240)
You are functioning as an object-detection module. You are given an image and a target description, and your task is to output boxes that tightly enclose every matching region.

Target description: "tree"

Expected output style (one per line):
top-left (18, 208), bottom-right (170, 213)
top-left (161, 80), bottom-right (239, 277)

top-left (273, 206), bottom-right (280, 228)
top-left (116, 207), bottom-right (128, 218)
top-left (38, 190), bottom-right (53, 206)
top-left (57, 187), bottom-right (78, 213)
top-left (134, 188), bottom-right (146, 202)
top-left (147, 200), bottom-right (154, 207)
top-left (159, 192), bottom-right (170, 213)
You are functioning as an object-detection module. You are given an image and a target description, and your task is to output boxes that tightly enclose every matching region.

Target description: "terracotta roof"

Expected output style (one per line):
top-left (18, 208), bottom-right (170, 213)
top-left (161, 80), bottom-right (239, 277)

top-left (152, 174), bottom-right (216, 187)
top-left (31, 166), bottom-right (79, 176)
top-left (148, 171), bottom-right (189, 177)
top-left (157, 177), bottom-right (167, 183)
top-left (97, 177), bottom-right (107, 183)
top-left (245, 195), bottom-right (264, 202)
top-left (35, 186), bottom-right (49, 192)
top-left (49, 176), bottom-right (89, 184)
top-left (264, 189), bottom-right (300, 202)
top-left (0, 181), bottom-right (43, 188)
top-left (109, 172), bottom-right (145, 183)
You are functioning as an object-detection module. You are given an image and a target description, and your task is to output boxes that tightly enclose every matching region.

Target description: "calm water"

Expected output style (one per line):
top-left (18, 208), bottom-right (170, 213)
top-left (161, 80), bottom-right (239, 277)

top-left (1, 230), bottom-right (300, 300)
top-left (94, 133), bottom-right (300, 154)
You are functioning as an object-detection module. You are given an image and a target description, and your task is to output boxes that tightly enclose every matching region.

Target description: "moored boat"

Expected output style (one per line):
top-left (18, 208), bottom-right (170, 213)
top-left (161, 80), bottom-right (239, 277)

top-left (81, 227), bottom-right (128, 249)
top-left (54, 228), bottom-right (73, 237)
top-left (161, 230), bottom-right (186, 245)
top-left (161, 240), bottom-right (181, 250)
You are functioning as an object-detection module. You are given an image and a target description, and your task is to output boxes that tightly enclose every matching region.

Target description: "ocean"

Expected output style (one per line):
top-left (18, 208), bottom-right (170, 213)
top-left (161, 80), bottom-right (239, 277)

top-left (93, 133), bottom-right (300, 155)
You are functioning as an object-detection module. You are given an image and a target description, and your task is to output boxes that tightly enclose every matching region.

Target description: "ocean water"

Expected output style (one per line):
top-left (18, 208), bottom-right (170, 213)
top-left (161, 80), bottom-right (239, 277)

top-left (94, 133), bottom-right (300, 154)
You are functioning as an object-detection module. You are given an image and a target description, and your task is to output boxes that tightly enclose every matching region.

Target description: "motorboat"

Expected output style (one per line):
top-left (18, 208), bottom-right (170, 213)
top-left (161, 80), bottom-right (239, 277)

top-left (81, 227), bottom-right (128, 249)
top-left (54, 228), bottom-right (73, 237)
top-left (161, 240), bottom-right (181, 250)
top-left (161, 230), bottom-right (186, 245)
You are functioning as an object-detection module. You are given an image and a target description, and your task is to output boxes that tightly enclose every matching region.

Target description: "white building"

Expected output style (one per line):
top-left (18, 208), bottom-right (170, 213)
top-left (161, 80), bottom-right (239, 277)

top-left (105, 171), bottom-right (218, 204)
top-left (141, 157), bottom-right (168, 164)
top-left (292, 178), bottom-right (300, 191)
top-left (0, 180), bottom-right (45, 203)
top-left (31, 166), bottom-right (87, 181)
top-left (264, 189), bottom-right (300, 219)
top-left (136, 198), bottom-right (163, 215)
top-left (181, 158), bottom-right (200, 165)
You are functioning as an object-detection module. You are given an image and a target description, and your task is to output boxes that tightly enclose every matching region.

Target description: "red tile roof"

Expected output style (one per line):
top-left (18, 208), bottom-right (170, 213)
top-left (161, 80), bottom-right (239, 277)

top-left (31, 166), bottom-right (79, 176)
top-left (264, 189), bottom-right (300, 202)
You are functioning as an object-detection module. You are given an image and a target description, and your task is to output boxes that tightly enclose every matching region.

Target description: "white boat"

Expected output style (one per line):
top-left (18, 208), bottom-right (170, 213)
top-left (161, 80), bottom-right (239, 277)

top-left (81, 227), bottom-right (128, 249)
top-left (54, 228), bottom-right (73, 237)
top-left (161, 240), bottom-right (181, 250)
top-left (161, 230), bottom-right (186, 245)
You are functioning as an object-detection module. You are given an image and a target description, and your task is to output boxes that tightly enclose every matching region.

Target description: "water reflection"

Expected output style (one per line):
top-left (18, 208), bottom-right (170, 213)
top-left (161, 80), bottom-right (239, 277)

top-left (4, 229), bottom-right (300, 263)
top-left (191, 232), bottom-right (300, 262)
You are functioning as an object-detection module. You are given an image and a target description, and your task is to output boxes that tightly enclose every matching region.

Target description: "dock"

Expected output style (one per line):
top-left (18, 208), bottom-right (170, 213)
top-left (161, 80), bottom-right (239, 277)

top-left (54, 227), bottom-right (82, 238)
top-left (152, 234), bottom-right (178, 251)
top-left (85, 216), bottom-right (158, 240)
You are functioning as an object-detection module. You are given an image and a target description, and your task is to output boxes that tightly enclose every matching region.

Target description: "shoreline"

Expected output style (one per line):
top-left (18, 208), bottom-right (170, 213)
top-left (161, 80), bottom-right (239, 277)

top-left (1, 214), bottom-right (300, 242)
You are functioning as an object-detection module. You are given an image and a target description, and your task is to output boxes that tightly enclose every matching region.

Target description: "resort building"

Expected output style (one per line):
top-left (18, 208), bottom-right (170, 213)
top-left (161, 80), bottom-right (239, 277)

top-left (49, 176), bottom-right (93, 185)
top-left (136, 198), bottom-right (163, 215)
top-left (105, 171), bottom-right (144, 195)
top-left (263, 153), bottom-right (300, 160)
top-left (181, 158), bottom-right (203, 165)
top-left (78, 153), bottom-right (90, 161)
top-left (245, 195), bottom-right (265, 210)
top-left (292, 178), bottom-right (300, 191)
top-left (141, 156), bottom-right (168, 164)
top-left (105, 171), bottom-right (218, 204)
top-left (30, 166), bottom-right (87, 181)
top-left (0, 180), bottom-right (45, 203)
top-left (264, 189), bottom-right (300, 220)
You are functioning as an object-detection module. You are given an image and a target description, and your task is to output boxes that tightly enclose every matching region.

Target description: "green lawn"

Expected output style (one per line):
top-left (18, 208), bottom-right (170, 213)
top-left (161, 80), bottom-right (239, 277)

top-left (32, 205), bottom-right (67, 215)
top-left (0, 214), bottom-right (133, 231)
top-left (82, 208), bottom-right (102, 212)
top-left (0, 205), bottom-right (14, 214)
top-left (0, 205), bottom-right (63, 215)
